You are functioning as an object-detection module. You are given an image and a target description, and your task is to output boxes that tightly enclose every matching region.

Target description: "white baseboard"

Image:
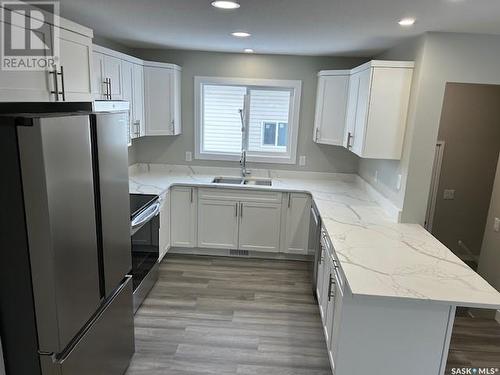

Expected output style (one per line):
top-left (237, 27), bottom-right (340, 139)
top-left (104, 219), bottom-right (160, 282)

top-left (168, 247), bottom-right (312, 261)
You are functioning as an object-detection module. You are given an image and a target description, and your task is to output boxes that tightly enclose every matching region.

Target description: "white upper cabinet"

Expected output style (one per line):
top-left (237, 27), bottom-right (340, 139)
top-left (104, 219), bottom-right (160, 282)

top-left (0, 8), bottom-right (93, 102)
top-left (121, 60), bottom-right (134, 144)
top-left (91, 47), bottom-right (123, 100)
top-left (313, 71), bottom-right (350, 146)
top-left (132, 64), bottom-right (145, 138)
top-left (343, 60), bottom-right (414, 159)
top-left (144, 61), bottom-right (182, 136)
top-left (55, 28), bottom-right (93, 102)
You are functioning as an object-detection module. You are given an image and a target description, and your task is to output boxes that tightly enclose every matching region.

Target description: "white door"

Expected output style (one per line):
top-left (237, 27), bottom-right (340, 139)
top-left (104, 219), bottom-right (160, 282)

top-left (351, 68), bottom-right (372, 156)
top-left (121, 60), bottom-right (134, 144)
top-left (144, 66), bottom-right (174, 135)
top-left (104, 55), bottom-right (122, 100)
top-left (132, 64), bottom-right (145, 137)
top-left (238, 202), bottom-right (281, 252)
top-left (344, 72), bottom-right (360, 150)
top-left (284, 193), bottom-right (311, 254)
top-left (171, 187), bottom-right (197, 247)
top-left (0, 13), bottom-right (52, 101)
top-left (57, 29), bottom-right (92, 101)
top-left (314, 75), bottom-right (349, 145)
top-left (91, 51), bottom-right (106, 100)
top-left (159, 193), bottom-right (171, 261)
top-left (198, 199), bottom-right (239, 249)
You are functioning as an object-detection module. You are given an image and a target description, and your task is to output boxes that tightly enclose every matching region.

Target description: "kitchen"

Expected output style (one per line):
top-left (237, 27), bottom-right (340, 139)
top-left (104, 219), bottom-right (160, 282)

top-left (1, 1), bottom-right (500, 375)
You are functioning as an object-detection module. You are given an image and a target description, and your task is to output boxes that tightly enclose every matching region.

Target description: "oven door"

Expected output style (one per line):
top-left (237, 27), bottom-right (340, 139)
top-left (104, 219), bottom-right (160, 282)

top-left (130, 201), bottom-right (160, 312)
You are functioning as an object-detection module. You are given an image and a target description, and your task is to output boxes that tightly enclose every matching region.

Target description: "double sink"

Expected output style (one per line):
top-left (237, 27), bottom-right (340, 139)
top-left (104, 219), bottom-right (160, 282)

top-left (212, 177), bottom-right (272, 186)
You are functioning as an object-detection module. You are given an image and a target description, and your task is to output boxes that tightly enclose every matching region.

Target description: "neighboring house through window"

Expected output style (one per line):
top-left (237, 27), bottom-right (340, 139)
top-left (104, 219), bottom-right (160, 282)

top-left (195, 76), bottom-right (301, 164)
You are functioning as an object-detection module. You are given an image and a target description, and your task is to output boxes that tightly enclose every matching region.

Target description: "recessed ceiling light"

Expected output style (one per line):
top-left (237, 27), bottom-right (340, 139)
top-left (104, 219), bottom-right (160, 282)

top-left (244, 48), bottom-right (254, 53)
top-left (231, 31), bottom-right (251, 38)
top-left (398, 17), bottom-right (416, 26)
top-left (211, 1), bottom-right (240, 9)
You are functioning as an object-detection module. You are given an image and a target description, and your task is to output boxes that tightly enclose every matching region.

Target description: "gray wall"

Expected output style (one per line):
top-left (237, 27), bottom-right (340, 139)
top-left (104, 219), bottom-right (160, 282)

top-left (359, 33), bottom-right (500, 224)
top-left (128, 49), bottom-right (366, 172)
top-left (432, 83), bottom-right (500, 257)
top-left (479, 155), bottom-right (500, 291)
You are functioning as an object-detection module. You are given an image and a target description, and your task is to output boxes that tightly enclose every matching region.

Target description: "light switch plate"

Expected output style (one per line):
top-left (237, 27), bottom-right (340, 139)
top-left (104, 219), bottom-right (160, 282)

top-left (374, 170), bottom-right (378, 183)
top-left (494, 218), bottom-right (500, 232)
top-left (299, 155), bottom-right (306, 166)
top-left (396, 174), bottom-right (402, 190)
top-left (185, 151), bottom-right (192, 162)
top-left (443, 189), bottom-right (455, 200)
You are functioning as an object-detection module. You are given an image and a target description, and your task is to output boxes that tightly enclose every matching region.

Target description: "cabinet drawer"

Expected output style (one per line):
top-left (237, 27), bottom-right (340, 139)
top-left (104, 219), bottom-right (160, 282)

top-left (321, 227), bottom-right (347, 294)
top-left (198, 188), bottom-right (282, 203)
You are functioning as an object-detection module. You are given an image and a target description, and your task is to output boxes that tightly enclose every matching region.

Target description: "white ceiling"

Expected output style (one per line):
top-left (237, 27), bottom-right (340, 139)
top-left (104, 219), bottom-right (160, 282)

top-left (60, 0), bottom-right (500, 56)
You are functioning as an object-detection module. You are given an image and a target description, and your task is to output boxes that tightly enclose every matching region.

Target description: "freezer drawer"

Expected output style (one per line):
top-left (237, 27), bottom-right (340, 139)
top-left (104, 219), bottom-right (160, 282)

top-left (43, 277), bottom-right (135, 375)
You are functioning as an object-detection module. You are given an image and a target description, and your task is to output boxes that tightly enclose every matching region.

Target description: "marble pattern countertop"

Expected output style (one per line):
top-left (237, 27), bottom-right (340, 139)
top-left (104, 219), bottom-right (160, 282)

top-left (130, 163), bottom-right (500, 309)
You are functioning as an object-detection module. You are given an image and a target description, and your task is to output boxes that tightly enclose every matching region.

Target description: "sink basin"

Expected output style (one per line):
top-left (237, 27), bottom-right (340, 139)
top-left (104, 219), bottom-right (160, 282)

top-left (212, 177), bottom-right (244, 184)
top-left (211, 177), bottom-right (272, 186)
top-left (243, 179), bottom-right (272, 186)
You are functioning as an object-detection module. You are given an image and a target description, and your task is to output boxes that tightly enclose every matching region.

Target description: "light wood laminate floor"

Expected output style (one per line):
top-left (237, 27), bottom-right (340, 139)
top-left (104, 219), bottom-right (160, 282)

top-left (126, 254), bottom-right (500, 375)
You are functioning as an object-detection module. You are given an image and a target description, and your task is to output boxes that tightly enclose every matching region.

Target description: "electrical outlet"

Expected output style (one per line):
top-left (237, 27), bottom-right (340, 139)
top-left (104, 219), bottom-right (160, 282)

top-left (494, 218), bottom-right (500, 232)
top-left (374, 170), bottom-right (378, 183)
top-left (443, 189), bottom-right (455, 200)
top-left (185, 151), bottom-right (192, 162)
top-left (299, 155), bottom-right (306, 166)
top-left (396, 174), bottom-right (402, 190)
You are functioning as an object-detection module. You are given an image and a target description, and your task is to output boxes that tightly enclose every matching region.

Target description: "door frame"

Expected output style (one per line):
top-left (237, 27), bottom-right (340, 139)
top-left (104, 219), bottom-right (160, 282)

top-left (425, 141), bottom-right (445, 232)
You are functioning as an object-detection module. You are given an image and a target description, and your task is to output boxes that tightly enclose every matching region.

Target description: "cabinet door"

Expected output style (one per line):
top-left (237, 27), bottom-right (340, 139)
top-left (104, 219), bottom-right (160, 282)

top-left (170, 187), bottom-right (197, 247)
top-left (324, 255), bottom-right (336, 347)
top-left (57, 29), bottom-right (92, 101)
top-left (320, 252), bottom-right (332, 326)
top-left (198, 199), bottom-right (239, 249)
top-left (104, 55), bottom-right (122, 99)
top-left (316, 244), bottom-right (326, 304)
top-left (121, 60), bottom-right (134, 144)
top-left (172, 69), bottom-right (182, 135)
top-left (0, 12), bottom-right (51, 101)
top-left (351, 68), bottom-right (371, 156)
top-left (314, 75), bottom-right (349, 145)
top-left (343, 72), bottom-right (360, 150)
top-left (132, 64), bottom-right (145, 137)
top-left (144, 66), bottom-right (177, 136)
top-left (238, 202), bottom-right (281, 252)
top-left (159, 194), bottom-right (171, 261)
top-left (91, 52), bottom-right (106, 100)
top-left (284, 193), bottom-right (311, 254)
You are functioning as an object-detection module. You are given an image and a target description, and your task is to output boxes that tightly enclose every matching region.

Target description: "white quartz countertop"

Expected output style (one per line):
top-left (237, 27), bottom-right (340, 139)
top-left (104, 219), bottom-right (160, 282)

top-left (130, 163), bottom-right (500, 309)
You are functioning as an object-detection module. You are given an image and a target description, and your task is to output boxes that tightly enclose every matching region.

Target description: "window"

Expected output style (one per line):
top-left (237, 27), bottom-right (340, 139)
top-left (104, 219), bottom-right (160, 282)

top-left (262, 121), bottom-right (288, 148)
top-left (195, 77), bottom-right (302, 164)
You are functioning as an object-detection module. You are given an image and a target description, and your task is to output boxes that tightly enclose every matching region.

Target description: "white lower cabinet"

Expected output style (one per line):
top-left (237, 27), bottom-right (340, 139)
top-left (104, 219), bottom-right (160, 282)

top-left (197, 199), bottom-right (239, 249)
top-left (159, 193), bottom-right (171, 261)
top-left (170, 187), bottom-right (197, 247)
top-left (283, 193), bottom-right (311, 255)
top-left (238, 202), bottom-right (282, 252)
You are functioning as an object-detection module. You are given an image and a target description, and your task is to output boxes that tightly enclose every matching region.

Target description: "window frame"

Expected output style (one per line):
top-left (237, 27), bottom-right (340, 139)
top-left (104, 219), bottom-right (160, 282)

top-left (261, 121), bottom-right (288, 149)
top-left (194, 76), bottom-right (302, 164)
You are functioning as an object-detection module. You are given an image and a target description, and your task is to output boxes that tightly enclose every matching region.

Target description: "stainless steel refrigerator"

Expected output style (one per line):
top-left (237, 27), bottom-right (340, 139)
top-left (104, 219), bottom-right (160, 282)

top-left (0, 102), bottom-right (135, 375)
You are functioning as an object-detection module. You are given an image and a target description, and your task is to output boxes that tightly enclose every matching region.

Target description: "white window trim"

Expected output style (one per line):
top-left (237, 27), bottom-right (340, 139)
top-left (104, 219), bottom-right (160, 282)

top-left (194, 76), bottom-right (302, 164)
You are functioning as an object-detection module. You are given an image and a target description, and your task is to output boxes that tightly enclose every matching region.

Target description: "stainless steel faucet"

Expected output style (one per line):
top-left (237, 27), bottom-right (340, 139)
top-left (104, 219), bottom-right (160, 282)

top-left (240, 150), bottom-right (251, 177)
